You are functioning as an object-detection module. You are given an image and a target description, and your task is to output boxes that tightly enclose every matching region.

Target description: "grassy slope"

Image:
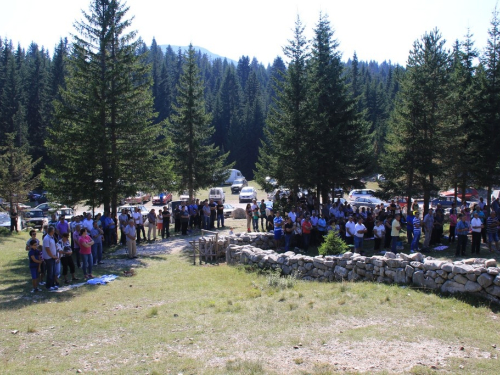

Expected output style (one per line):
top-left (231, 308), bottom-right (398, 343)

top-left (1, 232), bottom-right (499, 374)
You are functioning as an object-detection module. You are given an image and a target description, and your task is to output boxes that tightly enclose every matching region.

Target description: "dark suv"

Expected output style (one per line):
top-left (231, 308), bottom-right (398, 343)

top-left (231, 178), bottom-right (248, 194)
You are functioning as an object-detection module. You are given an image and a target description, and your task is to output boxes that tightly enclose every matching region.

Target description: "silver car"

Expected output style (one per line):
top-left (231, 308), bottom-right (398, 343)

top-left (239, 187), bottom-right (257, 203)
top-left (350, 197), bottom-right (387, 210)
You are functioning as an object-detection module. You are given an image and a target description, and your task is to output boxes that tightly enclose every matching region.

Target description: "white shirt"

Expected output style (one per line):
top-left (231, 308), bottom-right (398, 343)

top-left (133, 212), bottom-right (143, 225)
top-left (354, 223), bottom-right (366, 238)
top-left (119, 213), bottom-right (129, 229)
top-left (124, 224), bottom-right (136, 242)
top-left (471, 217), bottom-right (482, 233)
top-left (42, 234), bottom-right (57, 260)
top-left (288, 211), bottom-right (297, 223)
top-left (373, 224), bottom-right (385, 238)
top-left (345, 220), bottom-right (356, 237)
top-left (82, 218), bottom-right (94, 233)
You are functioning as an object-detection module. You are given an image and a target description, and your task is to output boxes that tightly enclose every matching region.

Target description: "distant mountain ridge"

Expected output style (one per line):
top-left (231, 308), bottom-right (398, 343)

top-left (158, 45), bottom-right (237, 65)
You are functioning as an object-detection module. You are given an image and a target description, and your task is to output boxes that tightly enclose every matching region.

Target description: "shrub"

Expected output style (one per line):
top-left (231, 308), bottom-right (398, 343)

top-left (318, 231), bottom-right (349, 256)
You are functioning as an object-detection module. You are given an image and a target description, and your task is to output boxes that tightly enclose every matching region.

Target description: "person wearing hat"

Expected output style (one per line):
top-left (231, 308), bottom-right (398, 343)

top-left (456, 213), bottom-right (469, 256)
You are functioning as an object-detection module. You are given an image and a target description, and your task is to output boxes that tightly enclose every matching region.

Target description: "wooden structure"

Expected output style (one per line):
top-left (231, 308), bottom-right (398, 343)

top-left (189, 230), bottom-right (228, 265)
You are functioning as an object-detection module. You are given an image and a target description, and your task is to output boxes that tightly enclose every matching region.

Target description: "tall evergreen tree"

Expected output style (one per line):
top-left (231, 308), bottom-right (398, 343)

top-left (255, 16), bottom-right (311, 198)
top-left (44, 0), bottom-right (169, 216)
top-left (381, 29), bottom-right (451, 212)
top-left (169, 44), bottom-right (231, 201)
top-left (307, 13), bottom-right (372, 202)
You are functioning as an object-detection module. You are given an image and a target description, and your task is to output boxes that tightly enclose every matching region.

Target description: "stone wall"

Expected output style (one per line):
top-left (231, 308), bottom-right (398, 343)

top-left (223, 232), bottom-right (500, 304)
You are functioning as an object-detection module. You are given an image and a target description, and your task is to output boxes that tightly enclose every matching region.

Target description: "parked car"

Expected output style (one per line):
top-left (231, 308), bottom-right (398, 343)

top-left (0, 207), bottom-right (12, 228)
top-left (431, 196), bottom-right (464, 209)
top-left (125, 191), bottom-right (151, 204)
top-left (209, 187), bottom-right (225, 203)
top-left (118, 204), bottom-right (149, 221)
top-left (348, 189), bottom-right (376, 200)
top-left (441, 188), bottom-right (479, 200)
top-left (34, 202), bottom-right (62, 215)
top-left (223, 203), bottom-right (236, 218)
top-left (231, 178), bottom-right (248, 194)
top-left (350, 197), bottom-right (388, 210)
top-left (152, 192), bottom-right (173, 205)
top-left (332, 187), bottom-right (343, 198)
top-left (224, 169), bottom-right (244, 185)
top-left (21, 209), bottom-right (49, 230)
top-left (239, 187), bottom-right (257, 203)
top-left (56, 207), bottom-right (74, 221)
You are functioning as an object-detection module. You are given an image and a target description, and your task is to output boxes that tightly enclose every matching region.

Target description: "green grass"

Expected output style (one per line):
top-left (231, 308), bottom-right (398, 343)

top-left (1, 231), bottom-right (500, 374)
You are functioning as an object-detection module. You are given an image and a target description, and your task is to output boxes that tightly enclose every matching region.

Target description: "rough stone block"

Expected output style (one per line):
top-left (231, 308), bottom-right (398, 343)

top-left (477, 273), bottom-right (494, 288)
top-left (441, 263), bottom-right (454, 272)
top-left (412, 270), bottom-right (424, 287)
top-left (441, 280), bottom-right (466, 293)
top-left (487, 267), bottom-right (499, 276)
top-left (465, 281), bottom-right (482, 293)
top-left (485, 259), bottom-right (497, 268)
top-left (486, 285), bottom-right (500, 297)
top-left (334, 265), bottom-right (348, 278)
top-left (453, 264), bottom-right (474, 274)
top-left (405, 265), bottom-right (414, 278)
top-left (423, 277), bottom-right (438, 289)
top-left (395, 268), bottom-right (406, 284)
top-left (453, 274), bottom-right (468, 285)
top-left (466, 273), bottom-right (477, 282)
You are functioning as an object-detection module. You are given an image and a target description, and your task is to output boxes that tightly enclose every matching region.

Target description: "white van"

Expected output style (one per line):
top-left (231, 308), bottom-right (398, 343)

top-left (224, 169), bottom-right (244, 185)
top-left (209, 187), bottom-right (225, 203)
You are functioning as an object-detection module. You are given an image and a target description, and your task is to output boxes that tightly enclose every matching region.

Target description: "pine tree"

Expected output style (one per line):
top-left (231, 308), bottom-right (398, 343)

top-left (307, 13), bottom-right (372, 202)
top-left (254, 16), bottom-right (311, 198)
top-left (381, 29), bottom-right (451, 213)
top-left (44, 0), bottom-right (169, 216)
top-left (169, 44), bottom-right (231, 201)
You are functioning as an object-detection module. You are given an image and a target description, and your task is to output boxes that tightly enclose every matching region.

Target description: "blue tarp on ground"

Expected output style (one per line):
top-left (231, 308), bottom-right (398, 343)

top-left (86, 274), bottom-right (119, 285)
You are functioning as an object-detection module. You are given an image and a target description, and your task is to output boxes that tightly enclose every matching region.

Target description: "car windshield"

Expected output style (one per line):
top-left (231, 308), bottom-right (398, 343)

top-left (241, 187), bottom-right (253, 193)
top-left (26, 211), bottom-right (44, 218)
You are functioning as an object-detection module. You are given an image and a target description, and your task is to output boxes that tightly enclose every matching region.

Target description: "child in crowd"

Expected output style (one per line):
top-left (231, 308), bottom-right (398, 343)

top-left (28, 240), bottom-right (43, 292)
top-left (252, 208), bottom-right (259, 232)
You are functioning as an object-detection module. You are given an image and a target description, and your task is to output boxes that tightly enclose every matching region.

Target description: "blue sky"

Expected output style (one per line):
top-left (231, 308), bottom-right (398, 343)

top-left (0, 0), bottom-right (498, 65)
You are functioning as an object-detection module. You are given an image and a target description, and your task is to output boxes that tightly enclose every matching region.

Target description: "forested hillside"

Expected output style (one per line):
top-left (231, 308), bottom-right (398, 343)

top-left (0, 37), bottom-right (401, 181)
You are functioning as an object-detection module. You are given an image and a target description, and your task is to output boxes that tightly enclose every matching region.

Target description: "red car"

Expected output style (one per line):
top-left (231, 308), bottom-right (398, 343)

top-left (152, 192), bottom-right (172, 205)
top-left (441, 188), bottom-right (478, 200)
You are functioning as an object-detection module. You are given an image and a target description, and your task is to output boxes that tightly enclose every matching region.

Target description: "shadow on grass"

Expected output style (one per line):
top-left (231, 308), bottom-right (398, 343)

top-left (415, 286), bottom-right (500, 313)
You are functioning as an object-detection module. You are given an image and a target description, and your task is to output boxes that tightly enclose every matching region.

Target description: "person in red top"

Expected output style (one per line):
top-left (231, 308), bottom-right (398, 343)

top-left (302, 215), bottom-right (313, 252)
top-left (78, 228), bottom-right (95, 279)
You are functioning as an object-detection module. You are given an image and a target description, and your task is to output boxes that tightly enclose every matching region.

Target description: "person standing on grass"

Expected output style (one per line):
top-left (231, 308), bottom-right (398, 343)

top-left (217, 200), bottom-right (225, 229)
top-left (486, 211), bottom-right (500, 253)
top-left (449, 209), bottom-right (457, 244)
top-left (156, 210), bottom-right (163, 238)
top-left (354, 217), bottom-right (367, 254)
top-left (56, 215), bottom-right (70, 239)
top-left (42, 226), bottom-right (59, 290)
top-left (252, 207), bottom-right (259, 232)
top-left (57, 233), bottom-right (78, 284)
top-left (423, 209), bottom-right (434, 249)
top-left (245, 203), bottom-right (253, 233)
top-left (470, 212), bottom-right (483, 255)
top-left (301, 215), bottom-right (313, 252)
top-left (284, 216), bottom-right (294, 252)
top-left (180, 205), bottom-right (189, 235)
top-left (124, 219), bottom-right (137, 259)
top-left (10, 208), bottom-right (19, 233)
top-left (411, 211), bottom-right (422, 253)
top-left (273, 211), bottom-right (283, 250)
top-left (147, 209), bottom-right (156, 241)
top-left (317, 214), bottom-right (327, 244)
top-left (202, 201), bottom-right (211, 230)
top-left (373, 219), bottom-right (385, 253)
top-left (90, 220), bottom-right (104, 265)
top-left (119, 209), bottom-right (128, 246)
top-left (259, 199), bottom-right (267, 231)
top-left (133, 207), bottom-right (145, 243)
top-left (162, 206), bottom-right (171, 239)
top-left (391, 214), bottom-right (401, 254)
top-left (73, 224), bottom-right (82, 268)
top-left (406, 209), bottom-right (414, 245)
top-left (266, 209), bottom-right (275, 232)
top-left (78, 228), bottom-right (94, 279)
top-left (456, 214), bottom-right (469, 256)
top-left (345, 216), bottom-right (355, 246)
top-left (209, 199), bottom-right (217, 230)
top-left (28, 239), bottom-right (43, 292)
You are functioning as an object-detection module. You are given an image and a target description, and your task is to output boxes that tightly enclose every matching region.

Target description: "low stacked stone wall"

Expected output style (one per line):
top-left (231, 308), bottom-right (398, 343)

top-left (224, 232), bottom-right (500, 304)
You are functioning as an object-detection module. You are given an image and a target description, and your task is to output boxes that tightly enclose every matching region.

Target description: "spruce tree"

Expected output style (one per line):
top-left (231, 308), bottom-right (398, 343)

top-left (254, 16), bottom-right (311, 198)
top-left (169, 44), bottom-right (231, 201)
top-left (307, 13), bottom-right (372, 202)
top-left (45, 0), bottom-right (169, 216)
top-left (381, 29), bottom-right (451, 213)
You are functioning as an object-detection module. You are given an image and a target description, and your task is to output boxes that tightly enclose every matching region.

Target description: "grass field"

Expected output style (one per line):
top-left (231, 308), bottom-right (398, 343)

top-left (1, 229), bottom-right (500, 374)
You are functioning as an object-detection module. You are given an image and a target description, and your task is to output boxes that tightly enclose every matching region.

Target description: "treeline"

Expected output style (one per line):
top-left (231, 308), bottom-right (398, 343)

top-left (0, 34), bottom-right (400, 181)
top-left (380, 9), bottom-right (500, 212)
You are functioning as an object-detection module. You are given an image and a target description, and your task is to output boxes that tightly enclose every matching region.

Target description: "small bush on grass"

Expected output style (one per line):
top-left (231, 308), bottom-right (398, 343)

top-left (318, 231), bottom-right (349, 256)
top-left (267, 269), bottom-right (297, 289)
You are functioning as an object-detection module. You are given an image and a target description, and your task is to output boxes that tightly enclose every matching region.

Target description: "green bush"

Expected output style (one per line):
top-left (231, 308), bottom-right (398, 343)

top-left (318, 231), bottom-right (349, 256)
